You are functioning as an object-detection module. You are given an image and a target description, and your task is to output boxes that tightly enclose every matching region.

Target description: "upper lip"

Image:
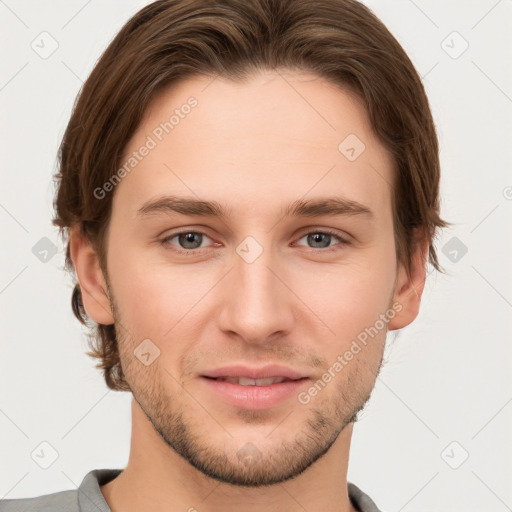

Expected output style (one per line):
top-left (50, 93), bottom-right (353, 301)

top-left (201, 364), bottom-right (308, 380)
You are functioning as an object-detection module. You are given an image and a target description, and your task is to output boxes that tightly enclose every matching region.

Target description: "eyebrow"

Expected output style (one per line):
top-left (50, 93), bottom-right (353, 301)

top-left (136, 195), bottom-right (374, 220)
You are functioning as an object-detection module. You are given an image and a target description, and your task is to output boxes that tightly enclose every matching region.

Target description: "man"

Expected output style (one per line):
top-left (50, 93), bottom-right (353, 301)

top-left (0, 0), bottom-right (449, 511)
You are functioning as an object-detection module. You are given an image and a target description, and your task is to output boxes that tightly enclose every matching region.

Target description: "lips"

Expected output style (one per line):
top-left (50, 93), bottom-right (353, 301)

top-left (200, 364), bottom-right (307, 382)
top-left (207, 376), bottom-right (293, 386)
top-left (200, 370), bottom-right (310, 410)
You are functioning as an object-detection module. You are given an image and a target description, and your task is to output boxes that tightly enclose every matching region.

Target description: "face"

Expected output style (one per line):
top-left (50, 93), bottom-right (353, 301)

top-left (77, 69), bottom-right (420, 487)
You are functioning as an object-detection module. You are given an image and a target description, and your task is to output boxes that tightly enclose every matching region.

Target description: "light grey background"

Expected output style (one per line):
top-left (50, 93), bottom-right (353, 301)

top-left (1, 1), bottom-right (511, 511)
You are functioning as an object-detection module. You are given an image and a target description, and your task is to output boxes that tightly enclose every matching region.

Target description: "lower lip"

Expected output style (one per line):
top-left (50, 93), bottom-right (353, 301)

top-left (200, 377), bottom-right (309, 410)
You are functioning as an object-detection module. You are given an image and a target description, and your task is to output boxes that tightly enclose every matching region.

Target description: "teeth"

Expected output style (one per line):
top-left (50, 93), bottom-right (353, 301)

top-left (218, 376), bottom-right (288, 386)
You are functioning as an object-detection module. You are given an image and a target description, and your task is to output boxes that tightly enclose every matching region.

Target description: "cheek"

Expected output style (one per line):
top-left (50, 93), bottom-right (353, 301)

top-left (106, 245), bottom-right (165, 331)
top-left (108, 247), bottom-right (213, 340)
top-left (293, 255), bottom-right (396, 340)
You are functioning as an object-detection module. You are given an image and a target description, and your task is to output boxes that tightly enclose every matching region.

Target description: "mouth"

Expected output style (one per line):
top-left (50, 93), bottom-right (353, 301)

top-left (199, 374), bottom-right (310, 410)
top-left (202, 376), bottom-right (308, 386)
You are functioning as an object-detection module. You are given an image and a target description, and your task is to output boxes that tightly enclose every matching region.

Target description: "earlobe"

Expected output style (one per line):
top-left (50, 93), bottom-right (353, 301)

top-left (387, 231), bottom-right (429, 331)
top-left (69, 224), bottom-right (114, 325)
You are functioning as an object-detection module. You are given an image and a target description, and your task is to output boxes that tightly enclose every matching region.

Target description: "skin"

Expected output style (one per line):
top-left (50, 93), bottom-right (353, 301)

top-left (70, 69), bottom-right (428, 512)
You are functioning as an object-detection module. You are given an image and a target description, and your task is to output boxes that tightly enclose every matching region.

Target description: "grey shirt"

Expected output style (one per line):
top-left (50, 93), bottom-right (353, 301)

top-left (0, 469), bottom-right (383, 512)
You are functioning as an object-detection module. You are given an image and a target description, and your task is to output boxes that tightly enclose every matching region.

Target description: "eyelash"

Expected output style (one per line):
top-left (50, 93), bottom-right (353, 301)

top-left (160, 229), bottom-right (350, 256)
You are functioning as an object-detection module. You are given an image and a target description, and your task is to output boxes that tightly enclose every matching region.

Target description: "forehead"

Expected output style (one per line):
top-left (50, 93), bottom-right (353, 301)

top-left (115, 69), bottom-right (394, 220)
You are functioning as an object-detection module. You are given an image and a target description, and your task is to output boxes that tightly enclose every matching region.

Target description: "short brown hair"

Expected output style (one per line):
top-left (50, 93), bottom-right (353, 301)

top-left (53, 0), bottom-right (451, 392)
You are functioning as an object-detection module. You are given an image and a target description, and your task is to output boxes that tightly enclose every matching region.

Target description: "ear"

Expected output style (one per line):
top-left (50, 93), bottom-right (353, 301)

top-left (69, 224), bottom-right (114, 325)
top-left (387, 229), bottom-right (429, 331)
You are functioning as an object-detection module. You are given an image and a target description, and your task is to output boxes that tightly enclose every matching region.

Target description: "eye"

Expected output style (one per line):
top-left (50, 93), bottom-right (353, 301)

top-left (161, 231), bottom-right (214, 253)
top-left (295, 230), bottom-right (349, 250)
top-left (160, 228), bottom-right (350, 255)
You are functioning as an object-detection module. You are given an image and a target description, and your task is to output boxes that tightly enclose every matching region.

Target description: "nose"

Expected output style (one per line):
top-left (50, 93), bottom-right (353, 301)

top-left (216, 240), bottom-right (296, 345)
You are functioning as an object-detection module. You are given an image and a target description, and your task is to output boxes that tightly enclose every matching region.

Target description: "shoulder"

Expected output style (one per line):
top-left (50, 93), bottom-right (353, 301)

top-left (348, 481), bottom-right (384, 512)
top-left (0, 489), bottom-right (78, 511)
top-left (0, 468), bottom-right (122, 512)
